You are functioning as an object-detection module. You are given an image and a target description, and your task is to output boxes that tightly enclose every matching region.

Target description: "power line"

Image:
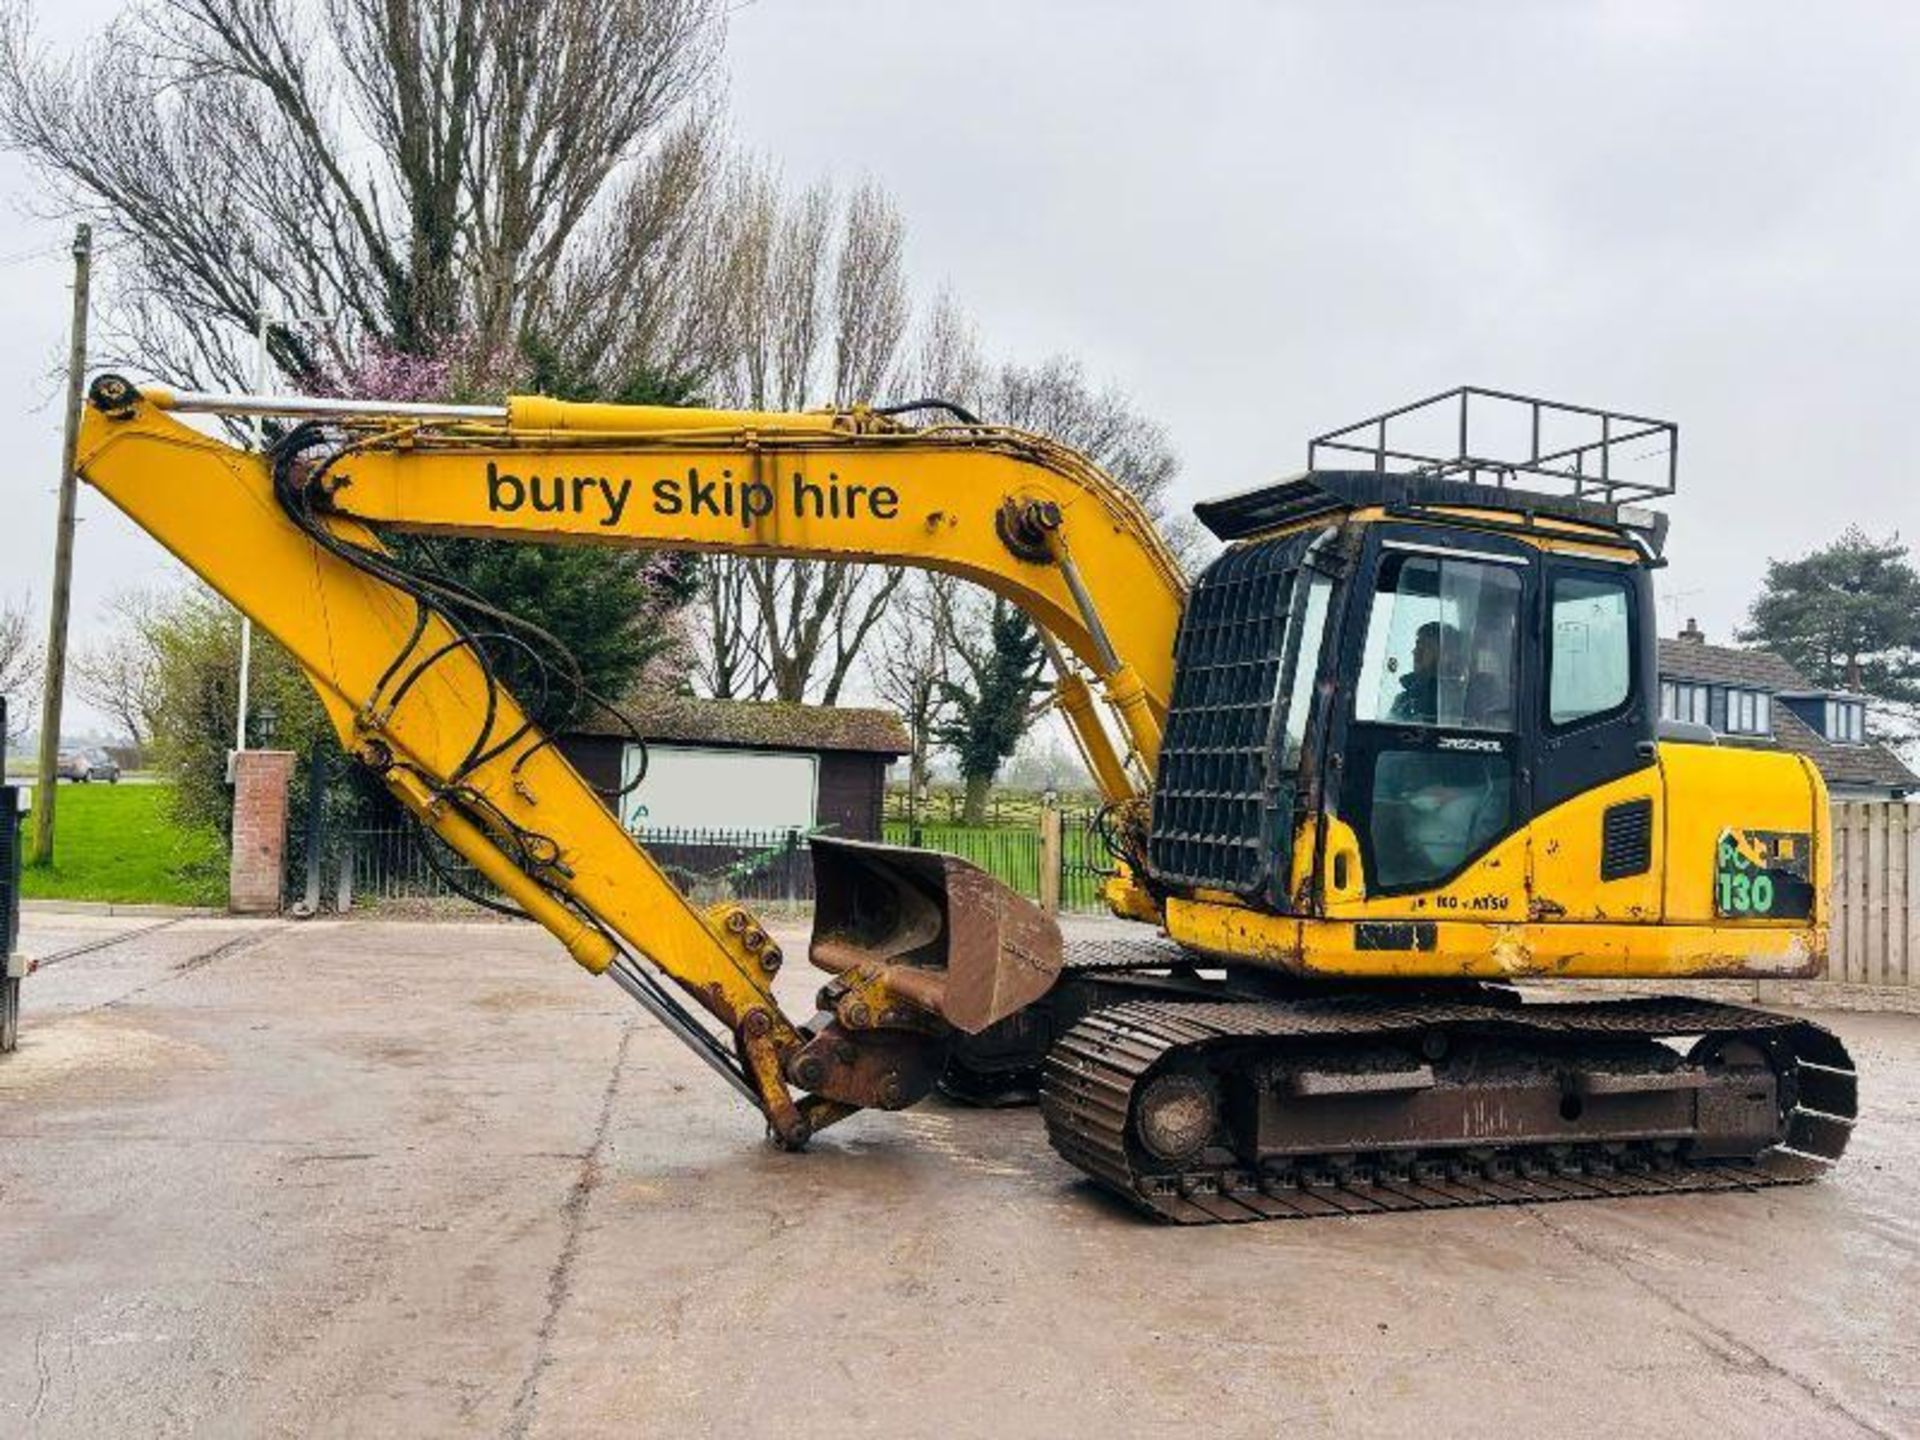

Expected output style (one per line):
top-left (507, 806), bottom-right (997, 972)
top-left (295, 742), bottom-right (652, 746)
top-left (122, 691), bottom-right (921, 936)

top-left (0, 241), bottom-right (65, 267)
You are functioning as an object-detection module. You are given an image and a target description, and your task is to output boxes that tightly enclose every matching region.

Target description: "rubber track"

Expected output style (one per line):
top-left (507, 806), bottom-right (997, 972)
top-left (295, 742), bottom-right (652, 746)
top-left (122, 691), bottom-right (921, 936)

top-left (1059, 934), bottom-right (1195, 975)
top-left (1040, 995), bottom-right (1857, 1224)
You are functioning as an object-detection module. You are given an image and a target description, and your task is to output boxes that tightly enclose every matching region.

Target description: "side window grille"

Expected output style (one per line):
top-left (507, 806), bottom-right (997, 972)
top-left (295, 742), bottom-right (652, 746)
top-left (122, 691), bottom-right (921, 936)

top-left (1600, 798), bottom-right (1654, 881)
top-left (1147, 535), bottom-right (1312, 893)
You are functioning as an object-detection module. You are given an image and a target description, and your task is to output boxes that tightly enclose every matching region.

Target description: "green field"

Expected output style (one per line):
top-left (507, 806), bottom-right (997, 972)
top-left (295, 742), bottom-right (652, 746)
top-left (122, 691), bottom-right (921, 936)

top-left (22, 784), bottom-right (227, 907)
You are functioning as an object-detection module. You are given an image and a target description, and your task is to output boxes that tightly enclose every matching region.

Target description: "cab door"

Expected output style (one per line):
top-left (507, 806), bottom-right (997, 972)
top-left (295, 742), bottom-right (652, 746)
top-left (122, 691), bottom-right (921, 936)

top-left (1324, 526), bottom-right (1534, 912)
top-left (1524, 556), bottom-right (1663, 921)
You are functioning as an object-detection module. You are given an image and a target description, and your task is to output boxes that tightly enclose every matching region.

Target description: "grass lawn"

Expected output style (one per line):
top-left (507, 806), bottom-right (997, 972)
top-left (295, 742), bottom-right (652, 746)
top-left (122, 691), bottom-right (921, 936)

top-left (22, 784), bottom-right (227, 907)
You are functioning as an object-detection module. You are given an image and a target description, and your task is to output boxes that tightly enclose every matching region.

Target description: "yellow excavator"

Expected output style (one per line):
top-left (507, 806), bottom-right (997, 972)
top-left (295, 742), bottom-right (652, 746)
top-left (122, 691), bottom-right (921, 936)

top-left (72, 376), bottom-right (1855, 1223)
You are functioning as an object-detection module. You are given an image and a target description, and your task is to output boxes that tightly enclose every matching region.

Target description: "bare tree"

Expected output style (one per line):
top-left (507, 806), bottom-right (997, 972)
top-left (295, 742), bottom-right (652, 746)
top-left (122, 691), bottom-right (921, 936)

top-left (991, 356), bottom-right (1203, 569)
top-left (710, 165), bottom-right (833, 412)
top-left (700, 172), bottom-right (916, 702)
top-left (869, 575), bottom-right (956, 801)
top-left (72, 633), bottom-right (158, 749)
top-left (0, 0), bottom-right (727, 387)
top-left (545, 109), bottom-right (744, 392)
top-left (906, 289), bottom-right (988, 403)
top-left (692, 554), bottom-right (770, 701)
top-left (924, 358), bottom-right (1196, 806)
top-left (831, 183), bottom-right (909, 405)
top-left (0, 595), bottom-right (39, 739)
top-left (71, 590), bottom-right (165, 748)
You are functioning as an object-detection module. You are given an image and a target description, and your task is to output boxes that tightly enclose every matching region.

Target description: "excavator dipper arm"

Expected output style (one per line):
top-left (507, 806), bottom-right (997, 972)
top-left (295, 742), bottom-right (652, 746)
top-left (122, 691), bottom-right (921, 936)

top-left (72, 377), bottom-right (1187, 1145)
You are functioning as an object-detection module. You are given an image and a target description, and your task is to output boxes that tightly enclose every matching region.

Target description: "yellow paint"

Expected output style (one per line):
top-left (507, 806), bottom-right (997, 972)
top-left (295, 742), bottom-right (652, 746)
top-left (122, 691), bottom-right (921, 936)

top-left (1051, 670), bottom-right (1131, 800)
top-left (1236, 500), bottom-right (1645, 560)
top-left (1659, 742), bottom-right (1829, 924)
top-left (1165, 744), bottom-right (1829, 980)
top-left (72, 388), bottom-right (1192, 1133)
top-left (1524, 770), bottom-right (1663, 923)
top-left (76, 378), bottom-right (1832, 1139)
top-left (1103, 870), bottom-right (1162, 923)
top-left (324, 402), bottom-right (1186, 781)
top-left (75, 403), bottom-right (788, 1020)
top-left (1165, 902), bottom-right (1823, 980)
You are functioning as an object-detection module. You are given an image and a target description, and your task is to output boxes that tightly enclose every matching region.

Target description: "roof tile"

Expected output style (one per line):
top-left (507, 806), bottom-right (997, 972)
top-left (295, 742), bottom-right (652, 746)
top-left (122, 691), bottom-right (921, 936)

top-left (571, 693), bottom-right (908, 755)
top-left (1656, 637), bottom-right (1806, 690)
top-left (1657, 636), bottom-right (1915, 792)
top-left (1764, 705), bottom-right (1918, 791)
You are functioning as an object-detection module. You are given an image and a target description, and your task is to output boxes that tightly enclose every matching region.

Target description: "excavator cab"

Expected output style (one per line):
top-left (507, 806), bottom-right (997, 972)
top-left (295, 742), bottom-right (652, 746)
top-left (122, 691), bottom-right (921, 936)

top-left (1138, 390), bottom-right (1825, 982)
top-left (1151, 468), bottom-right (1663, 920)
top-left (1028, 394), bottom-right (1852, 1222)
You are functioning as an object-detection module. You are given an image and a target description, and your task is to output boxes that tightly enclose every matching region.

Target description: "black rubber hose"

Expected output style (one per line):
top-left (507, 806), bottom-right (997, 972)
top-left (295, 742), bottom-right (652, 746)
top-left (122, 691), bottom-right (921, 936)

top-left (872, 397), bottom-right (981, 425)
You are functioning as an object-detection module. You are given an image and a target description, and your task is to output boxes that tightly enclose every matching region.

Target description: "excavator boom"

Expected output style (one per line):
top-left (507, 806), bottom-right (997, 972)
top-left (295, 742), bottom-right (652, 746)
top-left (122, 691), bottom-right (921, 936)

top-left (73, 376), bottom-right (1186, 1144)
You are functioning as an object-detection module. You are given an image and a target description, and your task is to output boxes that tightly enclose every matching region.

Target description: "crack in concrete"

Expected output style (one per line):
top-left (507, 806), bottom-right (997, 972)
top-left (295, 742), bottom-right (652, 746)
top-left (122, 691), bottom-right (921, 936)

top-left (80, 923), bottom-right (292, 1014)
top-left (1528, 1209), bottom-right (1896, 1439)
top-left (28, 1326), bottom-right (50, 1421)
top-left (31, 917), bottom-right (187, 970)
top-left (170, 927), bottom-right (284, 975)
top-left (503, 1015), bottom-right (637, 1440)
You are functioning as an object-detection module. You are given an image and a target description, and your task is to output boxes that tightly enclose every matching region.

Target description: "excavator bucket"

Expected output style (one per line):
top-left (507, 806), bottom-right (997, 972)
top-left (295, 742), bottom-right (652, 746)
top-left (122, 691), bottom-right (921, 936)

top-left (808, 837), bottom-right (1063, 1034)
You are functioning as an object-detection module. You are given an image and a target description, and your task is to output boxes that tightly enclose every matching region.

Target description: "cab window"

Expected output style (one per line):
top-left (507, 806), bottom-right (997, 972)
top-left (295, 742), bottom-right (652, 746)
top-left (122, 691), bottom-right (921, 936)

top-left (1356, 552), bottom-right (1521, 731)
top-left (1350, 549), bottom-right (1522, 891)
top-left (1279, 571), bottom-right (1333, 771)
top-left (1548, 574), bottom-right (1632, 726)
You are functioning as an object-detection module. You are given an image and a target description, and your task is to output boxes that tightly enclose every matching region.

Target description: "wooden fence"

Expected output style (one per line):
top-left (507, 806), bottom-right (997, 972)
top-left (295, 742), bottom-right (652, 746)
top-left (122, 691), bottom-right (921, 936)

top-left (1828, 801), bottom-right (1918, 988)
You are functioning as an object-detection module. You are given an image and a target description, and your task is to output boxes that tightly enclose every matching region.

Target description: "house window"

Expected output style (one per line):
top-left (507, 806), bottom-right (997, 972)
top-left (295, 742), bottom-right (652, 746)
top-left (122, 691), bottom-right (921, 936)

top-left (1724, 687), bottom-right (1770, 736)
top-left (1661, 680), bottom-right (1710, 727)
top-left (1825, 699), bottom-right (1866, 744)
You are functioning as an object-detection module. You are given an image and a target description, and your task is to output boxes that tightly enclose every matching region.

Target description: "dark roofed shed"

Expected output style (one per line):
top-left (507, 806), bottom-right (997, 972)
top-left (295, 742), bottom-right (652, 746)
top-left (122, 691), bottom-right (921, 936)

top-left (559, 694), bottom-right (907, 839)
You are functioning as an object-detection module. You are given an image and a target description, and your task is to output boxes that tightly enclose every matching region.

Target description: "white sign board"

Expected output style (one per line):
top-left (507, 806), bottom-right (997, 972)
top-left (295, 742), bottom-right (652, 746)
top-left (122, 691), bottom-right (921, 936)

top-left (619, 744), bottom-right (818, 834)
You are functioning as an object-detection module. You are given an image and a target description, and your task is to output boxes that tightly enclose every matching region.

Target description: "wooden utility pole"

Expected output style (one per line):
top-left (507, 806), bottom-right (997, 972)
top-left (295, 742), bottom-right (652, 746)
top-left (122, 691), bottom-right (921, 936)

top-left (32, 222), bottom-right (93, 865)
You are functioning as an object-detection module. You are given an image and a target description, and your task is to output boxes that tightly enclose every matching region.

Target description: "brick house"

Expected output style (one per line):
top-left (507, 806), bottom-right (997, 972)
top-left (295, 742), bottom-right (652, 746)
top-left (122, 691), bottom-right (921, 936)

top-left (1659, 621), bottom-right (1917, 801)
top-left (559, 694), bottom-right (908, 839)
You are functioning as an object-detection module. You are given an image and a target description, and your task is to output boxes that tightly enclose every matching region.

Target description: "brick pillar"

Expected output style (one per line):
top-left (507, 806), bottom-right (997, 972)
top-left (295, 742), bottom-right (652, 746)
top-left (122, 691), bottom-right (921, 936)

top-left (229, 749), bottom-right (296, 915)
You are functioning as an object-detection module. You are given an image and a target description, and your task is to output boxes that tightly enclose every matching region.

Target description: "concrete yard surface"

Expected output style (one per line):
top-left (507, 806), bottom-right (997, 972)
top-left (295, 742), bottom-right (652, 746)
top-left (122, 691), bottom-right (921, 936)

top-left (1, 911), bottom-right (1915, 1439)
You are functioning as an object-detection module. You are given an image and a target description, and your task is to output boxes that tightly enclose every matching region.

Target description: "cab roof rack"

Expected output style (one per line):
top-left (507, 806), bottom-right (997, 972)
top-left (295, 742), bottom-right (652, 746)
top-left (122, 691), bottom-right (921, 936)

top-left (1307, 385), bottom-right (1678, 506)
top-left (1193, 470), bottom-right (1669, 558)
top-left (1193, 386), bottom-right (1677, 557)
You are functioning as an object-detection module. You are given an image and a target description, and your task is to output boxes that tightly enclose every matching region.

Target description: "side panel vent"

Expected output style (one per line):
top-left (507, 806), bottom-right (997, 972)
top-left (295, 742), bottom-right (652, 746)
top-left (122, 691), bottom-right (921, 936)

top-left (1147, 534), bottom-right (1313, 895)
top-left (1600, 798), bottom-right (1654, 882)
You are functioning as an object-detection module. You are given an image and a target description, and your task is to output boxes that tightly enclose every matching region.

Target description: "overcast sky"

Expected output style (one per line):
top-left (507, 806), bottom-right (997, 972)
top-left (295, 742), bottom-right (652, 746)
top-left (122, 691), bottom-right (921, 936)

top-left (3, 1), bottom-right (1918, 732)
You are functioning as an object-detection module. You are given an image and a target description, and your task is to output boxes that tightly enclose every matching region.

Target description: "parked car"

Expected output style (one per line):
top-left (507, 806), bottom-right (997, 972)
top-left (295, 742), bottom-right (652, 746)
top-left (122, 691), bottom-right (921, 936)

top-left (55, 748), bottom-right (120, 783)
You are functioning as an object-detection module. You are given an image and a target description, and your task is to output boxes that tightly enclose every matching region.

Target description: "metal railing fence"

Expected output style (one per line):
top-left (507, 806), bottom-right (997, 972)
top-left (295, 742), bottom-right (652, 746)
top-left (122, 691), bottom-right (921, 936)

top-left (317, 808), bottom-right (1114, 916)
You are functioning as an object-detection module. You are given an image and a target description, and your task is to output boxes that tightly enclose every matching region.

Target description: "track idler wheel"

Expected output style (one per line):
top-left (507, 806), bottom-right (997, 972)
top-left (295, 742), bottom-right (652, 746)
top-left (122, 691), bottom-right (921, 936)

top-left (1135, 1072), bottom-right (1219, 1164)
